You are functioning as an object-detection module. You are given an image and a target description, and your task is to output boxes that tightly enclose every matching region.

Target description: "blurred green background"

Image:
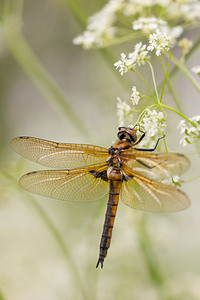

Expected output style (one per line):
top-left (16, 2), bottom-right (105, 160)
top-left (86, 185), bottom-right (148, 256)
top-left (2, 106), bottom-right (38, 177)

top-left (0, 1), bottom-right (200, 300)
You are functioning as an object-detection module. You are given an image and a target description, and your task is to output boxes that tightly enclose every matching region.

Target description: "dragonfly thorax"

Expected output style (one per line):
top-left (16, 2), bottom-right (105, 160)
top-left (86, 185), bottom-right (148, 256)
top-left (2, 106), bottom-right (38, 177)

top-left (107, 145), bottom-right (124, 168)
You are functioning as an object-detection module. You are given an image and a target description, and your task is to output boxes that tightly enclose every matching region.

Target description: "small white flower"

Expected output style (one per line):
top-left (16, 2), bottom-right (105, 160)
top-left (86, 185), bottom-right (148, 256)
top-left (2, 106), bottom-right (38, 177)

top-left (73, 0), bottom-right (123, 49)
top-left (141, 109), bottom-right (166, 137)
top-left (114, 42), bottom-right (148, 75)
top-left (133, 17), bottom-right (167, 33)
top-left (114, 52), bottom-right (135, 75)
top-left (132, 42), bottom-right (149, 66)
top-left (178, 115), bottom-right (200, 146)
top-left (130, 86), bottom-right (141, 106)
top-left (191, 65), bottom-right (200, 75)
top-left (139, 109), bottom-right (166, 147)
top-left (116, 97), bottom-right (133, 126)
top-left (147, 29), bottom-right (170, 56)
top-left (181, 2), bottom-right (200, 21)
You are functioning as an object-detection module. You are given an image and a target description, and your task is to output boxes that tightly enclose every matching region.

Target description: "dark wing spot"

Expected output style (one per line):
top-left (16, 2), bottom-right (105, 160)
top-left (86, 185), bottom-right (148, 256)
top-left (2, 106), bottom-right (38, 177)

top-left (19, 136), bottom-right (30, 139)
top-left (27, 171), bottom-right (37, 175)
top-left (136, 159), bottom-right (157, 169)
top-left (90, 170), bottom-right (108, 182)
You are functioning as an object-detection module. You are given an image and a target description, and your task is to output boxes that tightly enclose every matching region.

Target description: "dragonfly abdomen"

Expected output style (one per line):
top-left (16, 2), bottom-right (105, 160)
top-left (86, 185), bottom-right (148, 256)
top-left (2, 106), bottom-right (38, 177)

top-left (96, 168), bottom-right (122, 268)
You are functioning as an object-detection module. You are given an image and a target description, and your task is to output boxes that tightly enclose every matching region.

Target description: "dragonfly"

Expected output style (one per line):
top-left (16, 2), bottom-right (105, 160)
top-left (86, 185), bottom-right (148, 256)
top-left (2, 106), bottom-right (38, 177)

top-left (11, 127), bottom-right (190, 268)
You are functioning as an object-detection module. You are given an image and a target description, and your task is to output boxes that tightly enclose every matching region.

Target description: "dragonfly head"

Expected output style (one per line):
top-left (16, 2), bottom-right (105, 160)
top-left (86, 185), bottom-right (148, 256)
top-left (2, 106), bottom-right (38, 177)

top-left (117, 127), bottom-right (137, 144)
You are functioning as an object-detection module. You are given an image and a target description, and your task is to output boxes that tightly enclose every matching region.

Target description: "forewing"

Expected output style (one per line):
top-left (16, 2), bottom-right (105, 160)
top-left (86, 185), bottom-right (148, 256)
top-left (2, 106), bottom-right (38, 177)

top-left (121, 150), bottom-right (190, 181)
top-left (11, 137), bottom-right (108, 168)
top-left (19, 163), bottom-right (109, 202)
top-left (121, 168), bottom-right (190, 212)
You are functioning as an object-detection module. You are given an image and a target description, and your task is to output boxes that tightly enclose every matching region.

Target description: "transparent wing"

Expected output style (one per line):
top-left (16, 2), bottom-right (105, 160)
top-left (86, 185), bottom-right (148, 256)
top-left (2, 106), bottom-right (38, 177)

top-left (19, 163), bottom-right (109, 202)
top-left (11, 136), bottom-right (108, 168)
top-left (121, 167), bottom-right (190, 212)
top-left (121, 150), bottom-right (190, 181)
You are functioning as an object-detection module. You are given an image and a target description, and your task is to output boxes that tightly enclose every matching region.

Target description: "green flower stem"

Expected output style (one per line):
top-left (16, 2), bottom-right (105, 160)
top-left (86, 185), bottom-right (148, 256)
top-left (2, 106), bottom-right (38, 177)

top-left (0, 0), bottom-right (24, 19)
top-left (141, 95), bottom-right (157, 103)
top-left (160, 103), bottom-right (197, 127)
top-left (159, 50), bottom-right (171, 104)
top-left (162, 133), bottom-right (168, 153)
top-left (147, 61), bottom-right (159, 102)
top-left (26, 196), bottom-right (89, 300)
top-left (158, 56), bottom-right (182, 112)
top-left (134, 68), bottom-right (157, 102)
top-left (168, 38), bottom-right (200, 80)
top-left (137, 104), bottom-right (157, 123)
top-left (138, 216), bottom-right (164, 285)
top-left (100, 32), bottom-right (146, 48)
top-left (1, 170), bottom-right (89, 300)
top-left (186, 173), bottom-right (200, 183)
top-left (62, 0), bottom-right (87, 28)
top-left (168, 52), bottom-right (200, 94)
top-left (0, 289), bottom-right (5, 300)
top-left (137, 216), bottom-right (175, 300)
top-left (1, 18), bottom-right (88, 136)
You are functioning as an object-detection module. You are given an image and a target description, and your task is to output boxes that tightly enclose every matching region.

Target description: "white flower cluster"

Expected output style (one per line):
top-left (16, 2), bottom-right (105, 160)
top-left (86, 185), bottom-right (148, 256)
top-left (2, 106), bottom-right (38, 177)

top-left (180, 1), bottom-right (200, 21)
top-left (147, 29), bottom-right (170, 56)
top-left (114, 29), bottom-right (170, 75)
top-left (178, 115), bottom-right (200, 146)
top-left (141, 109), bottom-right (166, 138)
top-left (116, 86), bottom-right (141, 126)
top-left (133, 16), bottom-right (183, 45)
top-left (133, 17), bottom-right (167, 33)
top-left (73, 0), bottom-right (123, 48)
top-left (130, 86), bottom-right (140, 105)
top-left (114, 42), bottom-right (148, 75)
top-left (73, 0), bottom-right (200, 50)
top-left (116, 97), bottom-right (133, 126)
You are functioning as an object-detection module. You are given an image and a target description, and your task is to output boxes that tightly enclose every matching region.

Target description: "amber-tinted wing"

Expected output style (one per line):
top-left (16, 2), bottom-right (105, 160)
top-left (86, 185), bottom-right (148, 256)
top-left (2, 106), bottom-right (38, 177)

top-left (121, 150), bottom-right (190, 181)
top-left (19, 163), bottom-right (109, 201)
top-left (121, 166), bottom-right (190, 212)
top-left (11, 137), bottom-right (108, 168)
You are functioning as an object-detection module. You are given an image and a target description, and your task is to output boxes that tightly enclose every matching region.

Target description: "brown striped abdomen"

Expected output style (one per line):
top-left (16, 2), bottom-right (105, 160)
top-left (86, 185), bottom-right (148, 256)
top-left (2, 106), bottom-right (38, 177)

top-left (96, 168), bottom-right (122, 268)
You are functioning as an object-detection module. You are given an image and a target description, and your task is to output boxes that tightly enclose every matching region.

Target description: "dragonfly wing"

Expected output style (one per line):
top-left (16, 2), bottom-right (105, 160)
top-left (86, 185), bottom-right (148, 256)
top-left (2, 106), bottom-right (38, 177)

top-left (121, 168), bottom-right (190, 212)
top-left (19, 163), bottom-right (109, 202)
top-left (121, 151), bottom-right (190, 181)
top-left (11, 137), bottom-right (108, 168)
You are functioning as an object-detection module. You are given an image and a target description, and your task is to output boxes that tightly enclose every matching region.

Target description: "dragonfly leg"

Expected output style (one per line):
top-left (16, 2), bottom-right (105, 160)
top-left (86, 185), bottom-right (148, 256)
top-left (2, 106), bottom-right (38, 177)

top-left (134, 135), bottom-right (165, 152)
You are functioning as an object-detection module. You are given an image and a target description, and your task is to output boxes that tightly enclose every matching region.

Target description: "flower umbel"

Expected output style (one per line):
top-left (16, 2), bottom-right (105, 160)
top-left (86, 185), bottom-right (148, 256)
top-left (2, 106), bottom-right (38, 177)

top-left (139, 109), bottom-right (166, 147)
top-left (73, 0), bottom-right (123, 49)
top-left (178, 116), bottom-right (200, 146)
top-left (141, 109), bottom-right (166, 137)
top-left (130, 86), bottom-right (140, 106)
top-left (133, 17), bottom-right (167, 33)
top-left (114, 42), bottom-right (148, 75)
top-left (116, 97), bottom-right (133, 126)
top-left (147, 29), bottom-right (170, 56)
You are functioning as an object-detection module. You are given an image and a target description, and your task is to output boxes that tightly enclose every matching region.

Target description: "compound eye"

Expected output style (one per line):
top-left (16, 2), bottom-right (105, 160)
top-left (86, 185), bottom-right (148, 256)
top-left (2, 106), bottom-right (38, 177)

top-left (118, 132), bottom-right (126, 140)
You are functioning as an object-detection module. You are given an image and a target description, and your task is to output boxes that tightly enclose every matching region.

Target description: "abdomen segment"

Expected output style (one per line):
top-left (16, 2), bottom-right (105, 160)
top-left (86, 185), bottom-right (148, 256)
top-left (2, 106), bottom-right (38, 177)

top-left (96, 169), bottom-right (122, 268)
